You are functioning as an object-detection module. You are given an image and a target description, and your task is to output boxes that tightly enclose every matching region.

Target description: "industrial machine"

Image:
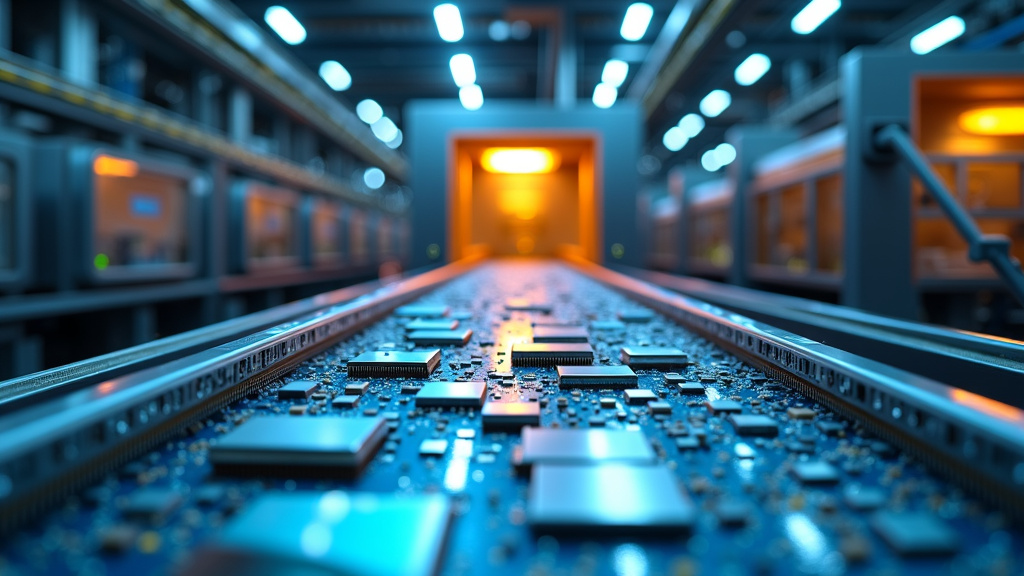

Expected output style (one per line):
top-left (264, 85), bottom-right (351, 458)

top-left (306, 195), bottom-right (346, 267)
top-left (231, 180), bottom-right (302, 273)
top-left (0, 131), bottom-right (31, 292)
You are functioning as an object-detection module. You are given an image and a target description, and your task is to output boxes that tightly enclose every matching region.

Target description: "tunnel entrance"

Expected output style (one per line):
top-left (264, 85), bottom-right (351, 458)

top-left (449, 134), bottom-right (600, 262)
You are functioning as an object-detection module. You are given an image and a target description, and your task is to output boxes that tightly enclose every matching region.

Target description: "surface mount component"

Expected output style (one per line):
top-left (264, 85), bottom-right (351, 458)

top-left (209, 416), bottom-right (387, 473)
top-left (415, 381), bottom-right (487, 408)
top-left (870, 512), bottom-right (960, 556)
top-left (624, 389), bottom-right (658, 404)
top-left (181, 492), bottom-right (453, 576)
top-left (556, 365), bottom-right (637, 389)
top-left (511, 343), bottom-right (594, 367)
top-left (505, 298), bottom-right (552, 313)
top-left (482, 402), bottom-right (541, 430)
top-left (532, 326), bottom-right (589, 343)
top-left (728, 414), bottom-right (779, 436)
top-left (616, 309), bottom-right (655, 323)
top-left (591, 320), bottom-right (626, 331)
top-left (515, 428), bottom-right (656, 468)
top-left (395, 304), bottom-right (450, 318)
top-left (407, 329), bottom-right (473, 346)
top-left (620, 346), bottom-right (690, 368)
top-left (405, 318), bottom-right (460, 331)
top-left (527, 464), bottom-right (696, 533)
top-left (347, 349), bottom-right (441, 378)
top-left (276, 379), bottom-right (320, 400)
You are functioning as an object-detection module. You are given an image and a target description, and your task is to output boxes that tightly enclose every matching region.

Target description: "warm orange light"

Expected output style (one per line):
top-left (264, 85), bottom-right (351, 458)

top-left (94, 155), bottom-right (139, 177)
top-left (958, 106), bottom-right (1024, 136)
top-left (481, 148), bottom-right (559, 174)
top-left (950, 388), bottom-right (1024, 423)
top-left (499, 189), bottom-right (540, 220)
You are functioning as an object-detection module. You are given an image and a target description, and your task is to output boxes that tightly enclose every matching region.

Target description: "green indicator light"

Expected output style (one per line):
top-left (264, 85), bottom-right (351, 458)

top-left (611, 243), bottom-right (625, 259)
top-left (426, 243), bottom-right (441, 259)
top-left (94, 253), bottom-right (110, 270)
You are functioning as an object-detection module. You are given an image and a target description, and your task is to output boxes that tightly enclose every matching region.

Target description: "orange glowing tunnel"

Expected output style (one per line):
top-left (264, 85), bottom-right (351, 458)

top-left (448, 134), bottom-right (600, 262)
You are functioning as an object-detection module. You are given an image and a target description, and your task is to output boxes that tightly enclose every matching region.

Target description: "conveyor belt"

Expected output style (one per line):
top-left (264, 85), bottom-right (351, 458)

top-left (0, 260), bottom-right (1022, 575)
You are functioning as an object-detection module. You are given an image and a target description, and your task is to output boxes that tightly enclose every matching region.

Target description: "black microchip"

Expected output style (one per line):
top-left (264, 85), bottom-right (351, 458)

top-left (482, 402), bottom-right (541, 431)
top-left (556, 365), bottom-right (636, 388)
top-left (512, 343), bottom-right (594, 366)
top-left (277, 380), bottom-right (320, 401)
top-left (347, 349), bottom-right (441, 378)
top-left (414, 381), bottom-right (487, 408)
top-left (407, 329), bottom-right (473, 346)
top-left (532, 326), bottom-right (589, 343)
top-left (620, 346), bottom-right (690, 368)
top-left (728, 414), bottom-right (779, 436)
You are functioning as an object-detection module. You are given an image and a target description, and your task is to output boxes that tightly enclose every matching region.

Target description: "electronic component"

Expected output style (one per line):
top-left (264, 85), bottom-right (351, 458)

top-left (505, 298), bottom-right (552, 313)
top-left (345, 382), bottom-right (369, 395)
top-left (705, 400), bottom-right (743, 414)
top-left (419, 439), bottom-right (449, 456)
top-left (276, 379), bottom-right (319, 400)
top-left (620, 346), bottom-right (690, 368)
top-left (407, 329), bottom-right (473, 346)
top-left (347, 349), bottom-right (441, 378)
top-left (512, 343), bottom-right (594, 366)
top-left (482, 402), bottom-right (541, 430)
top-left (532, 325), bottom-right (589, 343)
top-left (556, 365), bottom-right (637, 388)
top-left (648, 400), bottom-right (672, 415)
top-left (415, 381), bottom-right (487, 408)
top-left (405, 319), bottom-right (459, 331)
top-left (870, 512), bottom-right (960, 556)
top-left (843, 485), bottom-right (887, 510)
top-left (616, 309), bottom-right (655, 323)
top-left (791, 461), bottom-right (841, 484)
top-left (120, 488), bottom-right (183, 524)
top-left (591, 320), bottom-right (626, 331)
top-left (181, 492), bottom-right (452, 576)
top-left (677, 381), bottom-right (705, 395)
top-left (209, 416), bottom-right (386, 473)
top-left (515, 428), bottom-right (656, 468)
top-left (395, 304), bottom-right (450, 318)
top-left (624, 389), bottom-right (657, 404)
top-left (728, 414), bottom-right (779, 436)
top-left (527, 464), bottom-right (696, 533)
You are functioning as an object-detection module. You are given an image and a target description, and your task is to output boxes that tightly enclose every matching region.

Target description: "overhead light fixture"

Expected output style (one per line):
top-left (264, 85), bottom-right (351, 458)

top-left (662, 127), bottom-right (688, 152)
top-left (93, 155), bottom-right (139, 178)
top-left (264, 6), bottom-right (307, 45)
top-left (489, 20), bottom-right (511, 42)
top-left (734, 53), bottom-right (771, 86)
top-left (713, 142), bottom-right (737, 166)
top-left (481, 148), bottom-right (559, 174)
top-left (459, 84), bottom-right (483, 110)
top-left (356, 99), bottom-right (384, 124)
top-left (318, 60), bottom-right (352, 91)
top-left (433, 3), bottom-right (464, 43)
top-left (701, 149), bottom-right (722, 172)
top-left (699, 89), bottom-right (731, 118)
top-left (363, 167), bottom-right (385, 190)
top-left (592, 83), bottom-right (618, 109)
top-left (601, 59), bottom-right (629, 88)
top-left (791, 0), bottom-right (840, 35)
top-left (910, 16), bottom-right (965, 54)
top-left (678, 113), bottom-right (705, 138)
top-left (959, 106), bottom-right (1024, 135)
top-left (620, 3), bottom-right (654, 41)
top-left (385, 130), bottom-right (404, 149)
top-left (371, 117), bottom-right (399, 142)
top-left (449, 54), bottom-right (476, 87)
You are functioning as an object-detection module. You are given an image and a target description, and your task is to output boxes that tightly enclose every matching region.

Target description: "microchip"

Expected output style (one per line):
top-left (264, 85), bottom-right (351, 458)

top-left (843, 485), bottom-right (887, 510)
top-left (415, 381), bottom-right (487, 408)
top-left (648, 401), bottom-right (672, 415)
top-left (870, 512), bottom-right (960, 556)
top-left (620, 346), bottom-right (690, 368)
top-left (556, 365), bottom-right (636, 388)
top-left (505, 298), bottom-right (552, 313)
top-left (728, 414), bottom-right (779, 436)
top-left (345, 382), bottom-right (369, 395)
top-left (210, 416), bottom-right (386, 474)
top-left (407, 329), bottom-right (473, 346)
top-left (591, 320), bottom-right (626, 331)
top-left (347, 349), bottom-right (441, 378)
top-left (483, 402), bottom-right (541, 431)
top-left (419, 439), bottom-right (449, 456)
top-left (512, 343), bottom-right (594, 367)
top-left (405, 318), bottom-right (459, 331)
top-left (516, 428), bottom-right (656, 468)
top-left (181, 492), bottom-right (452, 576)
top-left (624, 389), bottom-right (657, 404)
top-left (121, 488), bottom-right (183, 524)
top-left (663, 373), bottom-right (686, 383)
top-left (714, 499), bottom-right (753, 527)
top-left (787, 407), bottom-right (817, 420)
top-left (705, 400), bottom-right (743, 414)
top-left (616, 309), bottom-right (655, 323)
top-left (394, 304), bottom-right (450, 318)
top-left (791, 461), bottom-right (841, 484)
top-left (98, 525), bottom-right (139, 553)
top-left (677, 382), bottom-right (705, 395)
top-left (332, 395), bottom-right (360, 409)
top-left (532, 326), bottom-right (589, 343)
top-left (527, 464), bottom-right (696, 533)
top-left (276, 380), bottom-right (319, 401)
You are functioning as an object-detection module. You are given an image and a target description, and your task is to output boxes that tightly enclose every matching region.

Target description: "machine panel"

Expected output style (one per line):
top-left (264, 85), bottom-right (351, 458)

top-left (308, 196), bottom-right (344, 265)
top-left (0, 131), bottom-right (32, 291)
top-left (232, 180), bottom-right (302, 272)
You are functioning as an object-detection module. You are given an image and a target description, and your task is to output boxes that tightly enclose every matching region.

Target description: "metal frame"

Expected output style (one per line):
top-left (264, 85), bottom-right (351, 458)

top-left (230, 179), bottom-right (304, 274)
top-left (0, 130), bottom-right (32, 292)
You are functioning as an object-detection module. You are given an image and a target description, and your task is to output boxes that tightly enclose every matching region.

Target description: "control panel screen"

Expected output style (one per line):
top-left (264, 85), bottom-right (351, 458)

top-left (246, 185), bottom-right (298, 263)
top-left (93, 155), bottom-right (190, 270)
top-left (311, 199), bottom-right (343, 260)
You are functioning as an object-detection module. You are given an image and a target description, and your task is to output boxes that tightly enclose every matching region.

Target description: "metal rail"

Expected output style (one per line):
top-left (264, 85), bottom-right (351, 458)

top-left (874, 124), bottom-right (1024, 306)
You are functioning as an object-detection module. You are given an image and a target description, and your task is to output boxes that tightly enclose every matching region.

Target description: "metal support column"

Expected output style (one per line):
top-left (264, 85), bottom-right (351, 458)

top-left (228, 86), bottom-right (253, 145)
top-left (59, 0), bottom-right (97, 85)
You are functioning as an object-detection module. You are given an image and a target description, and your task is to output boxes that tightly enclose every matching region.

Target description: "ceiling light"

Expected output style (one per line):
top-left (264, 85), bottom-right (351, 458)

top-left (356, 99), bottom-right (383, 124)
top-left (713, 143), bottom-right (737, 166)
top-left (662, 127), bottom-right (688, 152)
top-left (459, 84), bottom-right (483, 110)
top-left (318, 60), bottom-right (351, 91)
top-left (701, 149), bottom-right (722, 172)
top-left (791, 0), bottom-right (840, 35)
top-left (699, 89), bottom-right (731, 118)
top-left (678, 113), bottom-right (705, 138)
top-left (433, 3), bottom-right (464, 42)
top-left (481, 148), bottom-right (559, 174)
top-left (910, 16), bottom-right (965, 54)
top-left (449, 54), bottom-right (476, 87)
top-left (489, 20), bottom-right (510, 41)
top-left (959, 106), bottom-right (1024, 135)
top-left (371, 117), bottom-right (399, 142)
top-left (385, 130), bottom-right (404, 149)
top-left (620, 3), bottom-right (654, 41)
top-left (363, 167), bottom-right (385, 190)
top-left (264, 6), bottom-right (307, 45)
top-left (601, 59), bottom-right (629, 88)
top-left (734, 53), bottom-right (771, 86)
top-left (592, 83), bottom-right (618, 108)
top-left (93, 155), bottom-right (139, 178)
